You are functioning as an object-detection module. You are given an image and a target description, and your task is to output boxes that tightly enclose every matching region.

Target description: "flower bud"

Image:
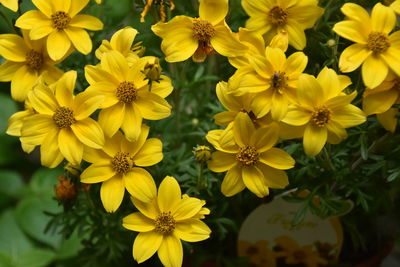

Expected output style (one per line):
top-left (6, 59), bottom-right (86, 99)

top-left (55, 176), bottom-right (77, 202)
top-left (144, 57), bottom-right (162, 81)
top-left (194, 146), bottom-right (211, 163)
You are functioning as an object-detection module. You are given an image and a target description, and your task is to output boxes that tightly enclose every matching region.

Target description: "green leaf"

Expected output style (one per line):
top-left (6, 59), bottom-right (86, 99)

top-left (15, 249), bottom-right (55, 267)
top-left (0, 134), bottom-right (20, 166)
top-left (15, 196), bottom-right (62, 248)
top-left (55, 231), bottom-right (83, 260)
top-left (387, 171), bottom-right (400, 182)
top-left (0, 93), bottom-right (18, 133)
top-left (29, 168), bottom-right (63, 197)
top-left (0, 170), bottom-right (24, 200)
top-left (0, 210), bottom-right (33, 257)
top-left (0, 253), bottom-right (13, 267)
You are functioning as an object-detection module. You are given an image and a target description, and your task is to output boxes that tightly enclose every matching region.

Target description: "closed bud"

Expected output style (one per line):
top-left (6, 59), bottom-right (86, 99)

top-left (194, 145), bottom-right (211, 163)
top-left (55, 176), bottom-right (77, 202)
top-left (144, 57), bottom-right (162, 81)
top-left (327, 39), bottom-right (336, 47)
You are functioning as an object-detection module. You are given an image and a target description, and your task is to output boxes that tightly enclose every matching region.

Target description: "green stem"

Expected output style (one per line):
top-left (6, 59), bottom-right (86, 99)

top-left (322, 146), bottom-right (336, 171)
top-left (196, 163), bottom-right (205, 192)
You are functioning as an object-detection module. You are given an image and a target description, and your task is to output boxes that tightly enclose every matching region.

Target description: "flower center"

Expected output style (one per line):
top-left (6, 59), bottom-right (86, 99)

top-left (268, 6), bottom-right (288, 26)
top-left (271, 71), bottom-right (287, 93)
top-left (236, 146), bottom-right (259, 166)
top-left (367, 32), bottom-right (390, 53)
top-left (155, 212), bottom-right (176, 234)
top-left (111, 152), bottom-right (133, 174)
top-left (51, 11), bottom-right (71, 30)
top-left (311, 107), bottom-right (330, 127)
top-left (53, 107), bottom-right (76, 128)
top-left (25, 50), bottom-right (43, 71)
top-left (192, 19), bottom-right (216, 42)
top-left (116, 81), bottom-right (138, 103)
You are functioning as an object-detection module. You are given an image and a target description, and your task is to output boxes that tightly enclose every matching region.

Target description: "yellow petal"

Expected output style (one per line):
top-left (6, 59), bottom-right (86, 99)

top-left (0, 61), bottom-right (22, 81)
top-left (6, 110), bottom-right (31, 136)
top-left (362, 55), bottom-right (389, 89)
top-left (69, 14), bottom-right (103, 30)
top-left (73, 92), bottom-right (104, 120)
top-left (221, 165), bottom-right (245, 197)
top-left (110, 26), bottom-right (138, 53)
top-left (100, 50), bottom-right (129, 82)
top-left (40, 128), bottom-right (64, 168)
top-left (11, 65), bottom-right (38, 102)
top-left (82, 146), bottom-right (109, 163)
top-left (131, 197), bottom-right (158, 220)
top-left (157, 235), bottom-right (183, 267)
top-left (121, 104), bottom-right (142, 142)
top-left (271, 93), bottom-right (288, 121)
top-left (233, 112), bottom-right (255, 147)
top-left (151, 76), bottom-right (173, 98)
top-left (207, 151), bottom-right (236, 172)
top-left (133, 231), bottom-right (163, 263)
top-left (54, 71), bottom-right (76, 106)
top-left (265, 47), bottom-right (286, 70)
top-left (371, 3), bottom-right (396, 34)
top-left (121, 124), bottom-right (150, 156)
top-left (98, 103), bottom-right (125, 138)
top-left (303, 124), bottom-right (327, 156)
top-left (30, 22), bottom-right (53, 40)
top-left (285, 52), bottom-right (308, 76)
top-left (339, 44), bottom-right (371, 73)
top-left (199, 0), bottom-right (228, 25)
top-left (250, 91), bottom-right (273, 118)
top-left (64, 27), bottom-right (92, 55)
top-left (173, 198), bottom-right (203, 221)
top-left (124, 168), bottom-right (157, 203)
top-left (133, 138), bottom-right (163, 167)
top-left (257, 164), bottom-right (289, 189)
top-left (216, 81), bottom-right (242, 111)
top-left (32, 0), bottom-right (52, 17)
top-left (381, 48), bottom-right (400, 78)
top-left (71, 118), bottom-right (105, 149)
top-left (158, 176), bottom-right (181, 212)
top-left (1, 0), bottom-right (18, 12)
top-left (259, 148), bottom-right (295, 170)
top-left (28, 83), bottom-right (58, 115)
top-left (285, 23), bottom-right (306, 50)
top-left (341, 3), bottom-right (370, 26)
top-left (21, 114), bottom-right (53, 143)
top-left (242, 165), bottom-right (269, 198)
top-left (0, 34), bottom-right (29, 62)
top-left (101, 176), bottom-right (125, 212)
top-left (15, 10), bottom-right (48, 29)
top-left (123, 212), bottom-right (155, 232)
top-left (331, 105), bottom-right (366, 128)
top-left (316, 67), bottom-right (342, 99)
top-left (47, 31), bottom-right (71, 61)
top-left (363, 90), bottom-right (398, 115)
top-left (282, 107), bottom-right (311, 126)
top-left (152, 16), bottom-right (198, 63)
top-left (174, 219), bottom-right (211, 242)
top-left (242, 0), bottom-right (270, 14)
top-left (80, 161), bottom-right (115, 183)
top-left (297, 74), bottom-right (324, 108)
top-left (287, 4), bottom-right (323, 29)
top-left (136, 92), bottom-right (171, 120)
top-left (214, 111), bottom-right (237, 126)
top-left (249, 124), bottom-right (279, 152)
top-left (84, 65), bottom-right (119, 85)
top-left (326, 120), bottom-right (347, 144)
top-left (58, 128), bottom-right (83, 165)
top-left (69, 0), bottom-right (90, 17)
top-left (333, 21), bottom-right (368, 44)
top-left (211, 23), bottom-right (248, 57)
top-left (391, 0), bottom-right (400, 14)
top-left (377, 108), bottom-right (398, 132)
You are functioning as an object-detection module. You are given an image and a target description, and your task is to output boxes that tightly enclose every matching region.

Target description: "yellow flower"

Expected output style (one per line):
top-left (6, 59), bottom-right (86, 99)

top-left (140, 0), bottom-right (175, 23)
top-left (85, 51), bottom-right (171, 141)
top-left (282, 68), bottom-right (366, 156)
top-left (390, 0), bottom-right (400, 15)
top-left (122, 176), bottom-right (211, 267)
top-left (275, 236), bottom-right (327, 267)
top-left (0, 0), bottom-right (18, 12)
top-left (0, 31), bottom-right (63, 101)
top-left (230, 47), bottom-right (308, 121)
top-left (193, 145), bottom-right (212, 163)
top-left (6, 100), bottom-right (37, 153)
top-left (207, 113), bottom-right (294, 198)
top-left (15, 0), bottom-right (104, 61)
top-left (20, 71), bottom-right (105, 168)
top-left (242, 0), bottom-right (323, 50)
top-left (95, 27), bottom-right (142, 64)
top-left (377, 108), bottom-right (398, 132)
top-left (333, 3), bottom-right (400, 89)
top-left (151, 0), bottom-right (247, 62)
top-left (81, 126), bottom-right (162, 212)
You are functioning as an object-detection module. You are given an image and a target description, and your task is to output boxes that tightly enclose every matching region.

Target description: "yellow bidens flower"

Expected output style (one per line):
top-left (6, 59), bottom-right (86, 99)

top-left (230, 47), bottom-right (308, 121)
top-left (363, 72), bottom-right (400, 132)
top-left (151, 0), bottom-right (247, 63)
top-left (333, 3), bottom-right (400, 89)
top-left (0, 32), bottom-right (63, 102)
top-left (85, 51), bottom-right (171, 141)
top-left (21, 71), bottom-right (105, 168)
top-left (141, 0), bottom-right (175, 23)
top-left (242, 0), bottom-right (323, 50)
top-left (207, 113), bottom-right (294, 198)
top-left (15, 0), bottom-right (104, 61)
top-left (123, 176), bottom-right (211, 267)
top-left (80, 126), bottom-right (162, 212)
top-left (0, 0), bottom-right (18, 12)
top-left (282, 68), bottom-right (366, 157)
top-left (95, 27), bottom-right (143, 64)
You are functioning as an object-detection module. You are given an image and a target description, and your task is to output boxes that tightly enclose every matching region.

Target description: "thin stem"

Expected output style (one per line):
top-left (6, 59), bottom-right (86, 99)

top-left (196, 163), bottom-right (205, 192)
top-left (322, 146), bottom-right (336, 171)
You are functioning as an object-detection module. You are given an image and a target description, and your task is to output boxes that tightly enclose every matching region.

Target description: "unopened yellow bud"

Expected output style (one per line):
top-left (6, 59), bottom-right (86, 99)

top-left (327, 39), bottom-right (336, 47)
top-left (194, 146), bottom-right (211, 163)
top-left (144, 57), bottom-right (162, 81)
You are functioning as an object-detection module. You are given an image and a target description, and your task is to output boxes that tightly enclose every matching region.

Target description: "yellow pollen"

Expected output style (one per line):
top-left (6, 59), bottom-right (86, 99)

top-left (155, 212), bottom-right (176, 234)
top-left (367, 32), bottom-right (390, 53)
top-left (53, 107), bottom-right (76, 128)
top-left (51, 11), bottom-right (71, 30)
top-left (311, 107), bottom-right (331, 127)
top-left (26, 50), bottom-right (43, 71)
top-left (268, 6), bottom-right (288, 26)
top-left (236, 146), bottom-right (259, 166)
top-left (111, 152), bottom-right (133, 174)
top-left (116, 81), bottom-right (138, 103)
top-left (193, 19), bottom-right (216, 41)
top-left (271, 71), bottom-right (287, 93)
